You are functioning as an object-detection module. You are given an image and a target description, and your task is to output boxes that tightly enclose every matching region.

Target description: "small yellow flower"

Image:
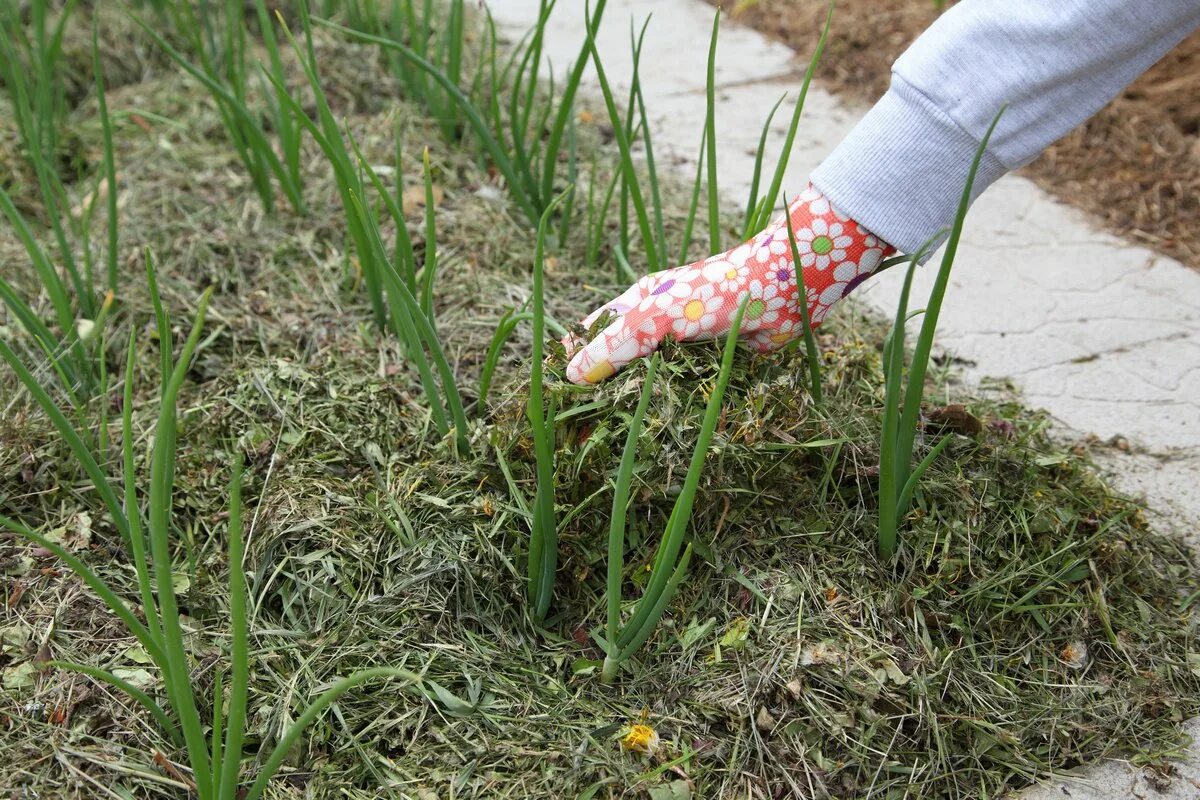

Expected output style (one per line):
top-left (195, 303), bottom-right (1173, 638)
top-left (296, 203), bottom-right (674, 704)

top-left (621, 724), bottom-right (660, 754)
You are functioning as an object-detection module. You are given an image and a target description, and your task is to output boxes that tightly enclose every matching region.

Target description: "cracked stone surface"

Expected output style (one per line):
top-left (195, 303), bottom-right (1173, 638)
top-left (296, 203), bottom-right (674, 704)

top-left (487, 1), bottom-right (1200, 794)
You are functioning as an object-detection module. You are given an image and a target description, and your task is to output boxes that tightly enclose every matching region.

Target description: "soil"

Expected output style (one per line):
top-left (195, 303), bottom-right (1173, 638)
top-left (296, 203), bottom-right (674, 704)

top-left (720, 0), bottom-right (1200, 270)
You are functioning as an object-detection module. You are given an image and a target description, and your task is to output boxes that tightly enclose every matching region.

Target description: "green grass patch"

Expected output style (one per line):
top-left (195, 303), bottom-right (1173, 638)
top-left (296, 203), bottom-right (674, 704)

top-left (1, 3), bottom-right (1199, 799)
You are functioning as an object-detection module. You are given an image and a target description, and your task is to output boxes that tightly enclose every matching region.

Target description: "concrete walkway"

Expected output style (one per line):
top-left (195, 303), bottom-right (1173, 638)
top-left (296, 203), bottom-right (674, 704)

top-left (487, 1), bottom-right (1200, 795)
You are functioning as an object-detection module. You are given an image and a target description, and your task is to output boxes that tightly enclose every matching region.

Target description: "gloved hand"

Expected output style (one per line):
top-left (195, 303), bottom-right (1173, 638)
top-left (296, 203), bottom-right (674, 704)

top-left (564, 184), bottom-right (895, 385)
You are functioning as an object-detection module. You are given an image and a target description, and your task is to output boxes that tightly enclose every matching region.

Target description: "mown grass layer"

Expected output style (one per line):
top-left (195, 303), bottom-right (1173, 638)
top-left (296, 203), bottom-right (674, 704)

top-left (1, 5), bottom-right (1199, 799)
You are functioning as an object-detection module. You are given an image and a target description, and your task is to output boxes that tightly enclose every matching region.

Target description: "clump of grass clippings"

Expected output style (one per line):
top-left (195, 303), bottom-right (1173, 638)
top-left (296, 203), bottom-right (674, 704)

top-left (489, 322), bottom-right (1200, 797)
top-left (2, 257), bottom-right (421, 800)
top-left (4, 3), bottom-right (1200, 798)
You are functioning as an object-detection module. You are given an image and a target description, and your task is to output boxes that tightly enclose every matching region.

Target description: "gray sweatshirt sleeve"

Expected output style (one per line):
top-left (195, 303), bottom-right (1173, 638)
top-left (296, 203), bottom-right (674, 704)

top-left (810, 0), bottom-right (1200, 257)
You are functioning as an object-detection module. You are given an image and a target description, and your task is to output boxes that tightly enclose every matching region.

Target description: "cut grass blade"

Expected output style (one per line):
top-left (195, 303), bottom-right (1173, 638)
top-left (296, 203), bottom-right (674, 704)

top-left (51, 660), bottom-right (181, 746)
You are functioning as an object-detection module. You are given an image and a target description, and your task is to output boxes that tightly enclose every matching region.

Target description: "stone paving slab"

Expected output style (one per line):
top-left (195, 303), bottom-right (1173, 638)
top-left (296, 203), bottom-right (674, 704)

top-left (488, 1), bottom-right (1200, 794)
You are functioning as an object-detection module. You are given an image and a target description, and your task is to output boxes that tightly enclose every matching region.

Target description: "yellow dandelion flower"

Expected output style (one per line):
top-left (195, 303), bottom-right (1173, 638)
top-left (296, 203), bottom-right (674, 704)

top-left (621, 724), bottom-right (660, 754)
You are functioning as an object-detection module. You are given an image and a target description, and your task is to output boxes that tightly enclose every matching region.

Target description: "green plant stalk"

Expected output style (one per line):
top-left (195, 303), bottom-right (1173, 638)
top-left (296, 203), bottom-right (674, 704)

top-left (217, 454), bottom-right (249, 799)
top-left (583, 6), bottom-right (660, 272)
top-left (134, 17), bottom-right (306, 215)
top-left (877, 107), bottom-right (1004, 558)
top-left (210, 669), bottom-right (224, 791)
top-left (351, 131), bottom-right (416, 296)
top-left (267, 44), bottom-right (467, 455)
top-left (0, 185), bottom-right (77, 345)
top-left (479, 308), bottom-right (533, 410)
top-left (877, 252), bottom-right (918, 560)
top-left (271, 10), bottom-right (386, 326)
top-left (618, 20), bottom-right (648, 261)
top-left (602, 353), bottom-right (661, 683)
top-left (392, 125), bottom-right (418, 292)
top-left (0, 269), bottom-right (82, 406)
top-left (557, 113), bottom-right (579, 247)
top-left (506, 1), bottom-right (551, 209)
top-left (516, 0), bottom-right (551, 153)
top-left (513, 0), bottom-right (557, 206)
top-left (318, 18), bottom-right (540, 226)
top-left (420, 148), bottom-right (438, 321)
top-left (253, 0), bottom-right (303, 195)
top-left (750, 2), bottom-right (832, 233)
top-left (349, 188), bottom-right (452, 446)
top-left (242, 668), bottom-right (419, 800)
top-left (704, 9), bottom-right (720, 253)
top-left (586, 164), bottom-right (621, 268)
top-left (632, 35), bottom-right (667, 268)
top-left (892, 108), bottom-right (1004, 495)
top-left (617, 295), bottom-right (749, 652)
top-left (490, 21), bottom-right (534, 152)
top-left (678, 129), bottom-right (708, 265)
top-left (539, 0), bottom-right (608, 207)
top-left (0, 8), bottom-right (79, 298)
top-left (360, 183), bottom-right (471, 455)
top-left (528, 60), bottom-right (560, 189)
top-left (444, 0), bottom-right (465, 138)
top-left (784, 198), bottom-right (823, 405)
top-left (527, 191), bottom-right (570, 622)
top-left (147, 285), bottom-right (215, 799)
top-left (93, 22), bottom-right (119, 294)
top-left (121, 331), bottom-right (162, 649)
top-left (742, 95), bottom-right (786, 240)
top-left (616, 543), bottom-right (693, 662)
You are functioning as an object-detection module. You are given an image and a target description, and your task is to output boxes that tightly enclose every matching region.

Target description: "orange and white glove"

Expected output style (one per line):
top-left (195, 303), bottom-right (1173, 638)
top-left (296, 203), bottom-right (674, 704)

top-left (564, 184), bottom-right (896, 385)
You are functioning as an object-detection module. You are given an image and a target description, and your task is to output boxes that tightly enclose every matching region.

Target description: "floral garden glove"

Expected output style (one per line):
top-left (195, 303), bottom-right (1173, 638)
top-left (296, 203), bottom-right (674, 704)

top-left (564, 184), bottom-right (896, 385)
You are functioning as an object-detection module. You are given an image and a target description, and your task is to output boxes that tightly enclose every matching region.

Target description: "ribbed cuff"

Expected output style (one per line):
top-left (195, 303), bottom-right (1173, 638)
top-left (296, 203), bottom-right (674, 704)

top-left (810, 74), bottom-right (1008, 262)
